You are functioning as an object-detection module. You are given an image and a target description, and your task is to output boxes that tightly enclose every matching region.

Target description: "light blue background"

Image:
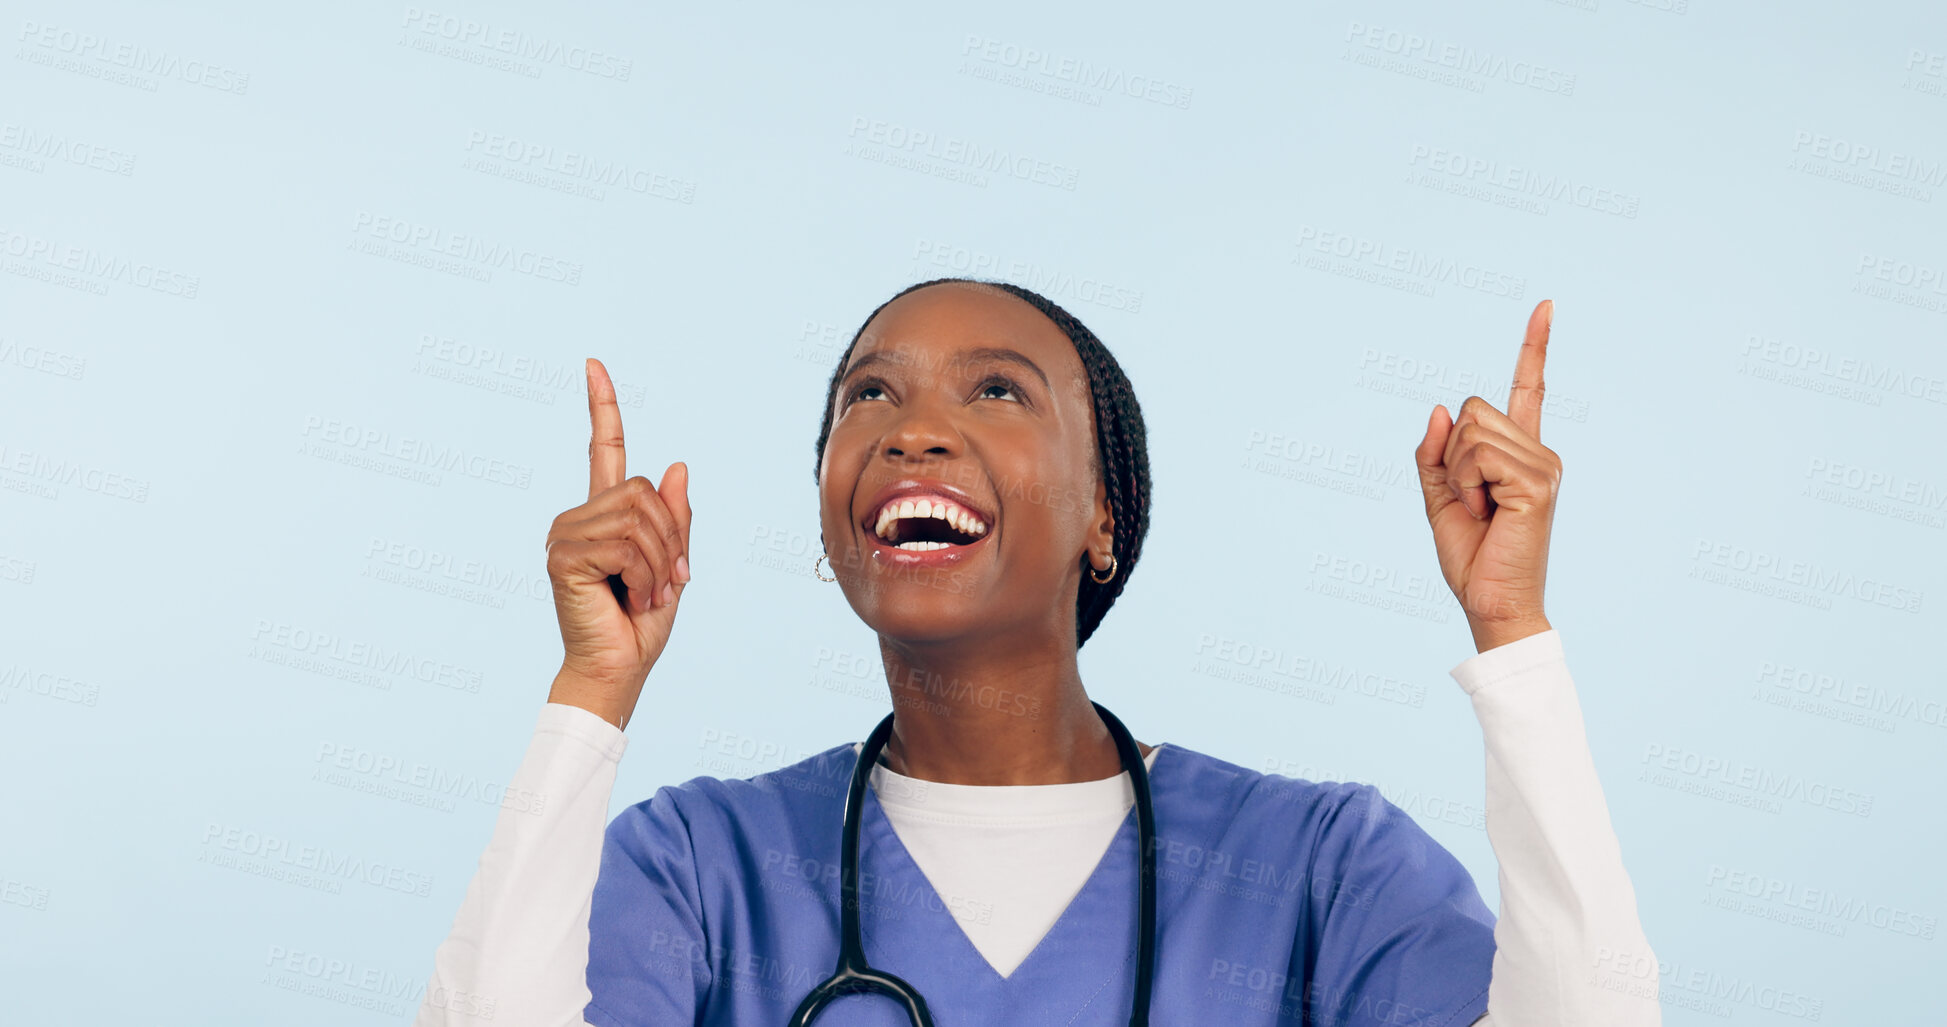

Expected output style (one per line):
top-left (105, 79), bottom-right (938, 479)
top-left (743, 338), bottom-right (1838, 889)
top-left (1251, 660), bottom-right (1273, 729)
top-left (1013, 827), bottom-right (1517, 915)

top-left (3, 0), bottom-right (1941, 1022)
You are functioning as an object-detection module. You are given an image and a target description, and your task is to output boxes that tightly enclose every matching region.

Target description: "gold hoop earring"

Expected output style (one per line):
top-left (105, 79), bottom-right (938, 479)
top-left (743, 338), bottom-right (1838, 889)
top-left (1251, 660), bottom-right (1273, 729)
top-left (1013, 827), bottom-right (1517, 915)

top-left (814, 554), bottom-right (837, 582)
top-left (1089, 553), bottom-right (1118, 584)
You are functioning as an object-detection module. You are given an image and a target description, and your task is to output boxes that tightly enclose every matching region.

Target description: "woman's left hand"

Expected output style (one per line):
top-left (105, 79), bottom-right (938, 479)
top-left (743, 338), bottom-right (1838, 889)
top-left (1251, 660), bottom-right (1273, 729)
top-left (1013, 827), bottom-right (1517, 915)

top-left (1412, 299), bottom-right (1562, 653)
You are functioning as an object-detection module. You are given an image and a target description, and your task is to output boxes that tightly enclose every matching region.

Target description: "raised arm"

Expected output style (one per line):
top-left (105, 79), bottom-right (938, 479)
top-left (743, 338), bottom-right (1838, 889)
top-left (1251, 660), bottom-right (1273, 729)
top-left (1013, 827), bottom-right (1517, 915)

top-left (412, 357), bottom-right (695, 1025)
top-left (412, 702), bottom-right (628, 1027)
top-left (1412, 302), bottom-right (1658, 1025)
top-left (1456, 629), bottom-right (1660, 1026)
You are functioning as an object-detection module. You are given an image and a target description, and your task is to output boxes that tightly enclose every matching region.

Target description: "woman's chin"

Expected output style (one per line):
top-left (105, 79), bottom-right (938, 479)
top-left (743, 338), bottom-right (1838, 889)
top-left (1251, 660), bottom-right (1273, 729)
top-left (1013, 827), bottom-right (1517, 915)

top-left (832, 541), bottom-right (1011, 640)
top-left (851, 598), bottom-right (992, 646)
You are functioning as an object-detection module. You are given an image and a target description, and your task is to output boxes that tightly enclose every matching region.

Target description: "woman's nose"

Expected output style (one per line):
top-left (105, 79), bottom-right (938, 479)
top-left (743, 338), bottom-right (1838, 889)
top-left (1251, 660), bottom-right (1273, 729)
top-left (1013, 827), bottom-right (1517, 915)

top-left (882, 402), bottom-right (961, 459)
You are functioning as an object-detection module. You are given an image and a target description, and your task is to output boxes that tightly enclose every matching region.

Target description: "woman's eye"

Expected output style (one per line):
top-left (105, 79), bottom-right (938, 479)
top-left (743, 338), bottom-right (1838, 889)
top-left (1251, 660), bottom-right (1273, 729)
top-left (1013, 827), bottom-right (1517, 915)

top-left (848, 382), bottom-right (888, 404)
top-left (978, 378), bottom-right (1021, 402)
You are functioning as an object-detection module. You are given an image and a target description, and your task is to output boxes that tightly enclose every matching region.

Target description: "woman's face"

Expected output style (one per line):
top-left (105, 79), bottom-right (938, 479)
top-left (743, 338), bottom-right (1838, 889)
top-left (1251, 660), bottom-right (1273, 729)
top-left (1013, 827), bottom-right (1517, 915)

top-left (818, 282), bottom-right (1111, 645)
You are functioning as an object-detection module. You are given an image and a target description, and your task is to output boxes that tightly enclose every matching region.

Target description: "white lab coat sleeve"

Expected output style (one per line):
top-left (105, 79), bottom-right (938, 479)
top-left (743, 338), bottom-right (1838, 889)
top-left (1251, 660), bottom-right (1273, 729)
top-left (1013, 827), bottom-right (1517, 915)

top-left (1455, 629), bottom-right (1660, 1027)
top-left (411, 702), bottom-right (627, 1027)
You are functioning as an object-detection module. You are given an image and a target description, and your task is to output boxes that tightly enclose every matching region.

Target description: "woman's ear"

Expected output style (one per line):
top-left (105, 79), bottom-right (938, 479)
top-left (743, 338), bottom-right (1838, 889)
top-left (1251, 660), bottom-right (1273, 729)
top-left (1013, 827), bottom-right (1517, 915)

top-left (1089, 478), bottom-right (1116, 568)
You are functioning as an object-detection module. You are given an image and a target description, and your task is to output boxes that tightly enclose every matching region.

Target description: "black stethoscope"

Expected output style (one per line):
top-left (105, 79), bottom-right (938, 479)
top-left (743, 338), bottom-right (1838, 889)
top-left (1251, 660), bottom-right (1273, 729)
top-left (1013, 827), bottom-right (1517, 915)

top-left (789, 702), bottom-right (1158, 1026)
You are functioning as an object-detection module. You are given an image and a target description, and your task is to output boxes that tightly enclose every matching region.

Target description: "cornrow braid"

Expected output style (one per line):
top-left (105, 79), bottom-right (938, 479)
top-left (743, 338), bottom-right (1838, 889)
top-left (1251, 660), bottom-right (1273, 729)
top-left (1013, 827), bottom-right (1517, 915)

top-left (812, 277), bottom-right (1152, 649)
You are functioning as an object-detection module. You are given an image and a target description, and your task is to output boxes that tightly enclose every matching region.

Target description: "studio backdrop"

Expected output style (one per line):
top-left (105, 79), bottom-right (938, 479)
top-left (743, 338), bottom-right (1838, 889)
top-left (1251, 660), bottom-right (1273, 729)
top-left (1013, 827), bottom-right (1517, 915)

top-left (2, 1), bottom-right (1942, 1023)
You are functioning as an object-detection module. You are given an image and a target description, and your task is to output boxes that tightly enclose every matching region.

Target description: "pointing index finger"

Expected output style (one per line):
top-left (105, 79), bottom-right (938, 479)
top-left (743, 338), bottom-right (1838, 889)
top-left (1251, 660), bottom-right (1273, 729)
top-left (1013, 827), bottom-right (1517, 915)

top-left (587, 357), bottom-right (626, 500)
top-left (1509, 299), bottom-right (1552, 442)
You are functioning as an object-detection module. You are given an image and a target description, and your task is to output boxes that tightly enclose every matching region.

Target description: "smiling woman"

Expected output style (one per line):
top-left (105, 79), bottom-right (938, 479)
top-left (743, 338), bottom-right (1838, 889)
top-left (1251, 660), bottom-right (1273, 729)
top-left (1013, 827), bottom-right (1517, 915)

top-left (410, 279), bottom-right (1661, 1027)
top-left (812, 279), bottom-right (1150, 657)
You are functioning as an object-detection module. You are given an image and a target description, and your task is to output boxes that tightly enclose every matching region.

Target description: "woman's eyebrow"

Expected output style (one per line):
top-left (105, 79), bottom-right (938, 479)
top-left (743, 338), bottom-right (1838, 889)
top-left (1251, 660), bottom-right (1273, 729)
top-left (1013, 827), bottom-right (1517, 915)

top-left (840, 346), bottom-right (1051, 391)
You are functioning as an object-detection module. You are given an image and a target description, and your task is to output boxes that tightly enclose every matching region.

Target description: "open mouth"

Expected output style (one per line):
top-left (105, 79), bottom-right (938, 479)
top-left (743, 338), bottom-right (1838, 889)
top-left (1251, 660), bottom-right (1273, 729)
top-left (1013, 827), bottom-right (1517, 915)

top-left (865, 496), bottom-right (990, 552)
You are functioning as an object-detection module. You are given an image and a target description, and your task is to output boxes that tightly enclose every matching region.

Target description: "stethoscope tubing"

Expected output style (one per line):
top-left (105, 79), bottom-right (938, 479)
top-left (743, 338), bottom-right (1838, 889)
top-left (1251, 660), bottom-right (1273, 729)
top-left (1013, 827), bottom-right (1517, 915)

top-left (790, 702), bottom-right (1157, 1026)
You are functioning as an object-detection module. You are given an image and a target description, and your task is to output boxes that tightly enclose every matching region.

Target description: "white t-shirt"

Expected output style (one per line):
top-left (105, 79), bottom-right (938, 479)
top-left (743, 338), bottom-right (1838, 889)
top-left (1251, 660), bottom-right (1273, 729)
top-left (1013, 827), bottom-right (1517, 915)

top-left (862, 741), bottom-right (1163, 978)
top-left (410, 629), bottom-right (1663, 1027)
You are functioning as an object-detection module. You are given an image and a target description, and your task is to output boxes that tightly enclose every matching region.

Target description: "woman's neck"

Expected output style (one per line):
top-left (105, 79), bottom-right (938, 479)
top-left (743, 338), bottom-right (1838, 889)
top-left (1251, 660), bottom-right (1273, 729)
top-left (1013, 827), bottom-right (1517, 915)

top-left (875, 635), bottom-right (1150, 785)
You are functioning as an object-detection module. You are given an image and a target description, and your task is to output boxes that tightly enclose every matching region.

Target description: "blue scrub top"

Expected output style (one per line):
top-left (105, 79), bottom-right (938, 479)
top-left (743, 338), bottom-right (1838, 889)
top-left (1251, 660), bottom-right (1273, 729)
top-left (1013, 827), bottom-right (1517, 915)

top-left (585, 742), bottom-right (1495, 1026)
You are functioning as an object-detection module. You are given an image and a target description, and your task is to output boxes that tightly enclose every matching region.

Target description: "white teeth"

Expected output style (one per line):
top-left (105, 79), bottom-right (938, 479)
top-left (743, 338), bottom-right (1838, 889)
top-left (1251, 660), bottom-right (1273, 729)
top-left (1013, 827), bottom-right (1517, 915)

top-left (871, 496), bottom-right (992, 543)
top-left (896, 540), bottom-right (951, 551)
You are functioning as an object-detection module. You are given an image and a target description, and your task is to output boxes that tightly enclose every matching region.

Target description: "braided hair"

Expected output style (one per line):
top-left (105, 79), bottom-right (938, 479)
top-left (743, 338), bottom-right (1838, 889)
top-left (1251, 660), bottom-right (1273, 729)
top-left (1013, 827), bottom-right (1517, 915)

top-left (812, 277), bottom-right (1151, 649)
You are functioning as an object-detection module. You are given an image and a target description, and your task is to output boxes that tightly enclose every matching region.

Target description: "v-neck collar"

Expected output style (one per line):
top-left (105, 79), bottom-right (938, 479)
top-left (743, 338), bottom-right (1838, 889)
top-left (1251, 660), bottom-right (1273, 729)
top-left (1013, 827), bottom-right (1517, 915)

top-left (864, 742), bottom-right (1162, 821)
top-left (845, 748), bottom-right (1169, 1016)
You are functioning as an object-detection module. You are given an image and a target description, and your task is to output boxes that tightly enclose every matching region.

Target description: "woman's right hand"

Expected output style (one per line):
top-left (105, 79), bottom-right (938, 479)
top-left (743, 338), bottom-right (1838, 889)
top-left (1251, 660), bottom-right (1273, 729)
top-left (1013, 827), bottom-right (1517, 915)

top-left (543, 357), bottom-right (692, 730)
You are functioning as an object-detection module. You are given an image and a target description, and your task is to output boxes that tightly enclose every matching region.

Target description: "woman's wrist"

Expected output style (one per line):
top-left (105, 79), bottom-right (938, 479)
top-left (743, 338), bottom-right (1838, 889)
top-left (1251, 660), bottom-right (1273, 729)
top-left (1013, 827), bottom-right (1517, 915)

top-left (548, 666), bottom-right (634, 731)
top-left (1466, 615), bottom-right (1553, 654)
